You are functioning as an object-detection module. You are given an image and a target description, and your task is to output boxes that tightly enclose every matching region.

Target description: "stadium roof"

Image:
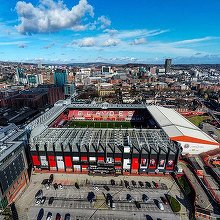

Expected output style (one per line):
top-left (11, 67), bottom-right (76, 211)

top-left (30, 128), bottom-right (178, 154)
top-left (147, 105), bottom-right (219, 146)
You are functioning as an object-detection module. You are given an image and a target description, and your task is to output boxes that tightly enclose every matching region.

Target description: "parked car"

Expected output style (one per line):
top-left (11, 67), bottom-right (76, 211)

top-left (37, 208), bottom-right (44, 220)
top-left (158, 202), bottom-right (164, 211)
top-left (35, 189), bottom-right (43, 199)
top-left (131, 180), bottom-right (137, 187)
top-left (110, 200), bottom-right (115, 210)
top-left (126, 194), bottom-right (134, 202)
top-left (124, 180), bottom-right (129, 188)
top-left (94, 186), bottom-right (99, 191)
top-left (160, 196), bottom-right (168, 205)
top-left (58, 183), bottom-right (63, 189)
top-left (87, 192), bottom-right (95, 203)
top-left (145, 181), bottom-right (151, 188)
top-left (142, 194), bottom-right (149, 203)
top-left (138, 181), bottom-right (144, 187)
top-left (64, 213), bottom-right (71, 220)
top-left (75, 182), bottom-right (80, 189)
top-left (110, 179), bottom-right (115, 186)
top-left (45, 183), bottom-right (50, 190)
top-left (55, 213), bottom-right (61, 220)
top-left (41, 179), bottom-right (49, 185)
top-left (53, 183), bottom-right (58, 190)
top-left (40, 196), bottom-right (46, 204)
top-left (134, 201), bottom-right (141, 209)
top-left (46, 212), bottom-right (52, 220)
top-left (35, 198), bottom-right (41, 205)
top-left (48, 197), bottom-right (54, 205)
top-left (48, 174), bottom-right (54, 184)
top-left (103, 185), bottom-right (110, 191)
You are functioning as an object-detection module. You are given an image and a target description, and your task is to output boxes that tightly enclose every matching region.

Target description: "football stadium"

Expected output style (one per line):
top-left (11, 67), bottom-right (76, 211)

top-left (27, 101), bottom-right (219, 175)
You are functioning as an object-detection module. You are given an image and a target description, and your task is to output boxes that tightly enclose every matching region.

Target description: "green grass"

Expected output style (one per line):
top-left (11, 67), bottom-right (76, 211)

top-left (66, 120), bottom-right (134, 128)
top-left (166, 195), bottom-right (181, 213)
top-left (188, 115), bottom-right (210, 127)
top-left (178, 176), bottom-right (191, 195)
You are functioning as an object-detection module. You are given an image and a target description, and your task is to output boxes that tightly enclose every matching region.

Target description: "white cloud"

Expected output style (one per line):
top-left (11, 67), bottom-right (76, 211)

top-left (97, 16), bottom-right (111, 29)
top-left (101, 39), bottom-right (119, 47)
top-left (130, 37), bottom-right (146, 45)
top-left (74, 37), bottom-right (96, 47)
top-left (170, 37), bottom-right (219, 46)
top-left (16, 0), bottom-right (94, 34)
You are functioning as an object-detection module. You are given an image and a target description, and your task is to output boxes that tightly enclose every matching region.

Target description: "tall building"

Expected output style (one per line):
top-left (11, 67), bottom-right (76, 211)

top-left (165, 59), bottom-right (172, 73)
top-left (0, 124), bottom-right (29, 211)
top-left (102, 66), bottom-right (111, 74)
top-left (53, 69), bottom-right (68, 87)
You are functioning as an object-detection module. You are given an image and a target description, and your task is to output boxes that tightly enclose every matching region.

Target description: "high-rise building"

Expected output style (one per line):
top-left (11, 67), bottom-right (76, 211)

top-left (165, 59), bottom-right (172, 73)
top-left (102, 66), bottom-right (111, 74)
top-left (53, 69), bottom-right (68, 87)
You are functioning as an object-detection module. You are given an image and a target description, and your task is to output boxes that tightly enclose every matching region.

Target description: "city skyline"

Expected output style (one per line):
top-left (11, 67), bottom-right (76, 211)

top-left (0, 0), bottom-right (220, 64)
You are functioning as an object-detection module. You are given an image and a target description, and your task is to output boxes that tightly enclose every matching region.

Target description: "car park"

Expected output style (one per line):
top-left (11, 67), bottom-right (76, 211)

top-left (55, 213), bottom-right (61, 220)
top-left (48, 197), bottom-right (54, 205)
top-left (64, 213), bottom-right (71, 220)
top-left (46, 212), bottom-right (52, 220)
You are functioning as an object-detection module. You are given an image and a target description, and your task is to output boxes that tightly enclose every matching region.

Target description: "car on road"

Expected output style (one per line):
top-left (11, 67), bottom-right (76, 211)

top-left (46, 212), bottom-right (52, 220)
top-left (142, 194), bottom-right (149, 203)
top-left (126, 194), bottom-right (134, 202)
top-left (55, 213), bottom-right (61, 220)
top-left (40, 196), bottom-right (46, 204)
top-left (48, 197), bottom-right (54, 205)
top-left (158, 202), bottom-right (165, 211)
top-left (35, 189), bottom-right (43, 199)
top-left (64, 213), bottom-right (71, 220)
top-left (160, 196), bottom-right (168, 204)
top-left (37, 208), bottom-right (44, 220)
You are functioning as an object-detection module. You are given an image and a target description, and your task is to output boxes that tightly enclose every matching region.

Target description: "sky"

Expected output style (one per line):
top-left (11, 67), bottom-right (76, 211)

top-left (0, 0), bottom-right (220, 64)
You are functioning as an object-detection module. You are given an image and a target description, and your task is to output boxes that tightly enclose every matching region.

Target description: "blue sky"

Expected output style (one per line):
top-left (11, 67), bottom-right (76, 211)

top-left (0, 0), bottom-right (220, 64)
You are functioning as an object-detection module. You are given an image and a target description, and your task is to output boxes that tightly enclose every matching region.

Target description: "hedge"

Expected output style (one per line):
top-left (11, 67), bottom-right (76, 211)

top-left (166, 194), bottom-right (181, 212)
